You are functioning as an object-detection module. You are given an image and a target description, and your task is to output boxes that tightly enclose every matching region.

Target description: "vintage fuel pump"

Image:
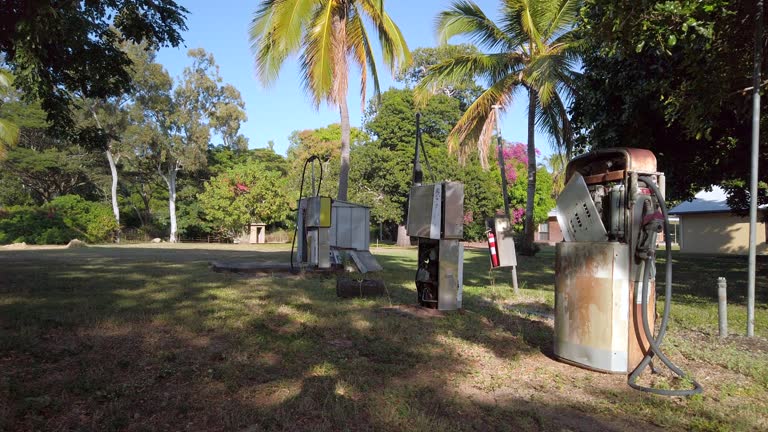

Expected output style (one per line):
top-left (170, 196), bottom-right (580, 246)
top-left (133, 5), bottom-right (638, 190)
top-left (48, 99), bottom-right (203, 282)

top-left (291, 156), bottom-right (382, 274)
top-left (553, 148), bottom-right (702, 396)
top-left (406, 114), bottom-right (465, 311)
top-left (293, 156), bottom-right (332, 269)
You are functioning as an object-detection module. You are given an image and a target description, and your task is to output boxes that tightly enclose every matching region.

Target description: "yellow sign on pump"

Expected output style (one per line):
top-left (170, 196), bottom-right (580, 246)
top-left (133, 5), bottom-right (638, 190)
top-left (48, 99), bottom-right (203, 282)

top-left (319, 196), bottom-right (332, 228)
top-left (305, 196), bottom-right (332, 228)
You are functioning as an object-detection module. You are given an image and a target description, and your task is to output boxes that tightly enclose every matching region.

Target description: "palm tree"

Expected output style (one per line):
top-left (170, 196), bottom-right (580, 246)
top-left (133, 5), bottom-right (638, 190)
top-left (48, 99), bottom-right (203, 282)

top-left (418, 0), bottom-right (580, 254)
top-left (0, 70), bottom-right (20, 157)
top-left (250, 0), bottom-right (410, 201)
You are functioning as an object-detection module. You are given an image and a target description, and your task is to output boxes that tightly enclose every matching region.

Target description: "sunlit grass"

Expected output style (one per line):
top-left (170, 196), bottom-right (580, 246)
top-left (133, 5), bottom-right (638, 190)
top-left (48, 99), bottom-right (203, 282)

top-left (0, 243), bottom-right (765, 431)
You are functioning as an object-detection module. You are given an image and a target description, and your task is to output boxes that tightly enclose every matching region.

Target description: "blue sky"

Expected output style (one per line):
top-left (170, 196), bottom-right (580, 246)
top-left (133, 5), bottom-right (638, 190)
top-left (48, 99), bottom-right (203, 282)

top-left (156, 0), bottom-right (552, 157)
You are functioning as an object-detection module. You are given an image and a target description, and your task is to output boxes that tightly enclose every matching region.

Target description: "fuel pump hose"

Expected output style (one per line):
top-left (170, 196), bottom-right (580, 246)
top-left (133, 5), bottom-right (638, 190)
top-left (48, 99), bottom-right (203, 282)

top-left (289, 156), bottom-right (323, 272)
top-left (627, 176), bottom-right (703, 396)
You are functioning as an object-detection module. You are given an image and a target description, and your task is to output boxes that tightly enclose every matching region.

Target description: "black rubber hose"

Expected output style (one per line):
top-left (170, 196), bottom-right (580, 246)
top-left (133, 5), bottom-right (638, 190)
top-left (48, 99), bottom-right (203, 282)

top-left (628, 177), bottom-right (703, 396)
top-left (289, 156), bottom-right (321, 272)
top-left (416, 115), bottom-right (436, 184)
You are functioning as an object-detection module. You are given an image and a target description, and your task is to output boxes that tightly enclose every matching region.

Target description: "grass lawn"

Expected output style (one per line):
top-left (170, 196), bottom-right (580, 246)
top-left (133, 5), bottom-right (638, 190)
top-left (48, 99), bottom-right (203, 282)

top-left (0, 243), bottom-right (766, 431)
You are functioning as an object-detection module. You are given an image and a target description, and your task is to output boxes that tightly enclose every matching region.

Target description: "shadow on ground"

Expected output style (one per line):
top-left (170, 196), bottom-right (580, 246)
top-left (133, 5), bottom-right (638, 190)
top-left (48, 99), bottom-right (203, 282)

top-left (0, 245), bottom-right (764, 431)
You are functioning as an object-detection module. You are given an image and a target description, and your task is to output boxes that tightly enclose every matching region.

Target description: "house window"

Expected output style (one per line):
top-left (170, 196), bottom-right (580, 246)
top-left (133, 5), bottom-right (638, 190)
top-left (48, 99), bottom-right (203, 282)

top-left (539, 223), bottom-right (549, 241)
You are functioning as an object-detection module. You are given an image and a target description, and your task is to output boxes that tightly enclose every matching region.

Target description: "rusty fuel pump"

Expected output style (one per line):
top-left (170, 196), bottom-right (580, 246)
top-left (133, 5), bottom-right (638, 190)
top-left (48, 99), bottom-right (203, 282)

top-left (406, 113), bottom-right (465, 311)
top-left (553, 148), bottom-right (702, 396)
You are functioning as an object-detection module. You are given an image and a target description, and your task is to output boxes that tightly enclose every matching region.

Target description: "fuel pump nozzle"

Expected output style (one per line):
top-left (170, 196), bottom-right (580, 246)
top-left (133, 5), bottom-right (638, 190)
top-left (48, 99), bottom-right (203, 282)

top-left (636, 210), bottom-right (664, 260)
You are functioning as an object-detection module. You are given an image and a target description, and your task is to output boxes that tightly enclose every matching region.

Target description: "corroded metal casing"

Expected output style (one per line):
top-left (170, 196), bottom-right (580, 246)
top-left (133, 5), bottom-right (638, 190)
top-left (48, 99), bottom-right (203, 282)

top-left (554, 148), bottom-right (659, 374)
top-left (555, 243), bottom-right (630, 372)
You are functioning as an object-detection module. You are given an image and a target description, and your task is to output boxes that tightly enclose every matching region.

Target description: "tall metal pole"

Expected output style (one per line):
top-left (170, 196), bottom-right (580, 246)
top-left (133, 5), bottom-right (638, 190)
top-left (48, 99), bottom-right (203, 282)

top-left (747, 0), bottom-right (763, 337)
top-left (492, 105), bottom-right (511, 216)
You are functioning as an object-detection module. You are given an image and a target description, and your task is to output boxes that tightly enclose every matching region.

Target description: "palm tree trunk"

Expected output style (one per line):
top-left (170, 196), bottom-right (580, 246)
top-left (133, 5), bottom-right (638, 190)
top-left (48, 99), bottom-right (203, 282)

top-left (333, 12), bottom-right (350, 202)
top-left (338, 98), bottom-right (351, 201)
top-left (523, 87), bottom-right (537, 255)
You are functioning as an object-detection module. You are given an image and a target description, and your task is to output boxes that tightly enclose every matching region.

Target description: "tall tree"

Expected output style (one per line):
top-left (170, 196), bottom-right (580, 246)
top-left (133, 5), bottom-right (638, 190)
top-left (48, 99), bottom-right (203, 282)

top-left (249, 0), bottom-right (411, 201)
top-left (572, 0), bottom-right (767, 210)
top-left (76, 42), bottom-right (167, 242)
top-left (128, 49), bottom-right (247, 242)
top-left (0, 0), bottom-right (188, 132)
top-left (78, 97), bottom-right (127, 240)
top-left (286, 123), bottom-right (369, 200)
top-left (418, 0), bottom-right (581, 254)
top-left (210, 85), bottom-right (249, 151)
top-left (1, 133), bottom-right (101, 204)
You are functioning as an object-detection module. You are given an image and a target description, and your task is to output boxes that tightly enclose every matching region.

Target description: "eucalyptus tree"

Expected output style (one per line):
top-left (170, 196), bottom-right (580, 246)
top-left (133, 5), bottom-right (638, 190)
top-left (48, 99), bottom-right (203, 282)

top-left (127, 48), bottom-right (248, 242)
top-left (76, 42), bottom-right (167, 242)
top-left (249, 0), bottom-right (411, 201)
top-left (418, 0), bottom-right (581, 253)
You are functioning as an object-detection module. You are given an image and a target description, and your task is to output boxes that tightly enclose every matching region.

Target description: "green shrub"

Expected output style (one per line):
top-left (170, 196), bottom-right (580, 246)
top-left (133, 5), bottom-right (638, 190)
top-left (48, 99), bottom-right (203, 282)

top-left (0, 207), bottom-right (62, 244)
top-left (0, 196), bottom-right (118, 245)
top-left (37, 226), bottom-right (79, 244)
top-left (48, 195), bottom-right (118, 243)
top-left (463, 220), bottom-right (489, 242)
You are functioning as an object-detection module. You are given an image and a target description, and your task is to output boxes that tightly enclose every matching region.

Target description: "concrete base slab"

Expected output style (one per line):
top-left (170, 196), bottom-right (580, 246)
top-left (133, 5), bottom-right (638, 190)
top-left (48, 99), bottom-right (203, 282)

top-left (210, 261), bottom-right (341, 275)
top-left (210, 261), bottom-right (295, 274)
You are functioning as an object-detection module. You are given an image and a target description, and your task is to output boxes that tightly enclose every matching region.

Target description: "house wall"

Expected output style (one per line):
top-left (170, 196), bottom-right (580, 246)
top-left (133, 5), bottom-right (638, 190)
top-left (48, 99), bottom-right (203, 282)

top-left (535, 216), bottom-right (564, 244)
top-left (680, 212), bottom-right (768, 255)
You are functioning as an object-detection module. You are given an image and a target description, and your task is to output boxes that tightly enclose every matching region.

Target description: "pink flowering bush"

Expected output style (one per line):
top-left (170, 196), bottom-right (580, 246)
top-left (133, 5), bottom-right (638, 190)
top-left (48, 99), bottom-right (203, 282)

top-left (510, 207), bottom-right (525, 224)
top-left (502, 142), bottom-right (540, 184)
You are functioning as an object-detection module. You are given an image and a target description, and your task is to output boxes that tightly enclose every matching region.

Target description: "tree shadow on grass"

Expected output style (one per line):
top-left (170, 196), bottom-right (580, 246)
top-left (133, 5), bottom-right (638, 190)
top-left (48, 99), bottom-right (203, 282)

top-left (1, 246), bottom-right (762, 431)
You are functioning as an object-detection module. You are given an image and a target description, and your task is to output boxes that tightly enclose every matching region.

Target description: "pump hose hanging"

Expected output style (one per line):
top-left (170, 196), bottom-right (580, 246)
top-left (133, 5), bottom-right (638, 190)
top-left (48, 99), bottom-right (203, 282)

top-left (628, 177), bottom-right (703, 396)
top-left (289, 155), bottom-right (324, 272)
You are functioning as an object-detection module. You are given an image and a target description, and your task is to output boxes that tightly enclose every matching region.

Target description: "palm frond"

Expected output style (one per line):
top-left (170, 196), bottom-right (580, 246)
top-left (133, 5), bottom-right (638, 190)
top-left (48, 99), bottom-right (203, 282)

top-left (447, 74), bottom-right (521, 168)
top-left (541, 0), bottom-right (581, 42)
top-left (0, 70), bottom-right (13, 88)
top-left (435, 1), bottom-right (511, 50)
top-left (347, 8), bottom-right (381, 110)
top-left (299, 0), bottom-right (337, 107)
top-left (250, 0), bottom-right (315, 85)
top-left (0, 118), bottom-right (20, 151)
top-left (357, 0), bottom-right (411, 74)
top-left (0, 70), bottom-right (19, 153)
top-left (417, 53), bottom-right (524, 97)
top-left (535, 91), bottom-right (573, 155)
top-left (498, 0), bottom-right (529, 52)
top-left (526, 50), bottom-right (569, 106)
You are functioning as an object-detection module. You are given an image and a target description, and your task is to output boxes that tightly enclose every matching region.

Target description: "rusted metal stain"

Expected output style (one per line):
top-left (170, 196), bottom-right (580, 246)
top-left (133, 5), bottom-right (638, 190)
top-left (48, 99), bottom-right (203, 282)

top-left (628, 278), bottom-right (656, 369)
top-left (624, 148), bottom-right (657, 173)
top-left (565, 148), bottom-right (658, 182)
top-left (555, 242), bottom-right (631, 373)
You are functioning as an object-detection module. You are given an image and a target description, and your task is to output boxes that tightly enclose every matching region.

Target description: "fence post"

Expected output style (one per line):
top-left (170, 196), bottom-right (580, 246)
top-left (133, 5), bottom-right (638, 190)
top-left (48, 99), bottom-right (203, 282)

top-left (718, 277), bottom-right (728, 339)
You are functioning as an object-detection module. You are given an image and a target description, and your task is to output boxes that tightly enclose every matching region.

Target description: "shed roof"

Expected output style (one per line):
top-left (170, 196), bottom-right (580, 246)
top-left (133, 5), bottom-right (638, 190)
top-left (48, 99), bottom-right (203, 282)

top-left (669, 186), bottom-right (766, 214)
